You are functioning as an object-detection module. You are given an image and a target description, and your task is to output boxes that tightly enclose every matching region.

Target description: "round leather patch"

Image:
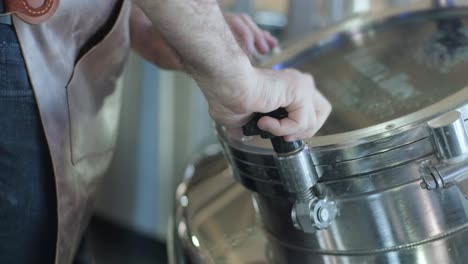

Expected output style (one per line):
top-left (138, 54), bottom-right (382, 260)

top-left (7, 0), bottom-right (59, 24)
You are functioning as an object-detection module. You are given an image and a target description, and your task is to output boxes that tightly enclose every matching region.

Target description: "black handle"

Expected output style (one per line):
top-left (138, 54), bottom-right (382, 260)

top-left (242, 108), bottom-right (303, 154)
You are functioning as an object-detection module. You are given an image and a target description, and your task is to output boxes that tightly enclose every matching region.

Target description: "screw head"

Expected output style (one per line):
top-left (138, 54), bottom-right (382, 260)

top-left (420, 181), bottom-right (428, 189)
top-left (420, 175), bottom-right (437, 190)
top-left (318, 208), bottom-right (330, 222)
top-left (312, 199), bottom-right (337, 229)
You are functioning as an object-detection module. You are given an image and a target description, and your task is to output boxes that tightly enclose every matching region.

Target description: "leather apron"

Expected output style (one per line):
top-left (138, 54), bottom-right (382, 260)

top-left (12, 0), bottom-right (131, 262)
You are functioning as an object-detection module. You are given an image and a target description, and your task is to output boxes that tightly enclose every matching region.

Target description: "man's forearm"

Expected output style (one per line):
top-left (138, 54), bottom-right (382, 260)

top-left (133, 0), bottom-right (252, 83)
top-left (133, 0), bottom-right (332, 140)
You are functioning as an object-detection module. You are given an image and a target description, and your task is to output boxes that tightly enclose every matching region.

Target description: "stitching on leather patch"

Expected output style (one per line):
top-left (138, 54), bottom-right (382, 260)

top-left (21, 0), bottom-right (53, 16)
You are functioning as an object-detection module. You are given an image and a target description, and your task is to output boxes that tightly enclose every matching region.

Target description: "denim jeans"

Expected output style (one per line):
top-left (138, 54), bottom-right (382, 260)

top-left (0, 24), bottom-right (57, 263)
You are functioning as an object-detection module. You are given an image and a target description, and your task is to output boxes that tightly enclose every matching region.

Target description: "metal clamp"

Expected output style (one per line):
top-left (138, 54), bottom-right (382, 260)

top-left (243, 108), bottom-right (337, 234)
top-left (420, 111), bottom-right (468, 198)
top-left (275, 144), bottom-right (337, 233)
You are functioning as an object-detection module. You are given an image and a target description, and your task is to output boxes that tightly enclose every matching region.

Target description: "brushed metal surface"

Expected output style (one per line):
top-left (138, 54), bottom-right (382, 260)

top-left (170, 150), bottom-right (468, 264)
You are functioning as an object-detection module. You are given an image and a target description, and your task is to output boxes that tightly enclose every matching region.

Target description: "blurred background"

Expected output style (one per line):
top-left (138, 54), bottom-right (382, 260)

top-left (86, 0), bottom-right (424, 263)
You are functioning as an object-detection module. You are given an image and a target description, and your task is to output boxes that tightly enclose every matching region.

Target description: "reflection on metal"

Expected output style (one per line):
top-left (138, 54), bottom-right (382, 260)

top-left (428, 111), bottom-right (468, 162)
top-left (180, 196), bottom-right (189, 208)
top-left (170, 1), bottom-right (468, 264)
top-left (191, 236), bottom-right (200, 248)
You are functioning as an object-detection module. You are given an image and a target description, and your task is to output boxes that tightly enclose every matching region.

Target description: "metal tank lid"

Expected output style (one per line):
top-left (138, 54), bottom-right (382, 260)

top-left (219, 5), bottom-right (468, 165)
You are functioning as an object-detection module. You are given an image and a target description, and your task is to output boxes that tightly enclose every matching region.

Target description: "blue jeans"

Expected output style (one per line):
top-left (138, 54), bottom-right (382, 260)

top-left (0, 24), bottom-right (57, 263)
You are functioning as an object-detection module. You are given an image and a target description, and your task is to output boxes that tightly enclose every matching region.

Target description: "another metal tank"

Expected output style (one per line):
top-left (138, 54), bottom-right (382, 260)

top-left (170, 1), bottom-right (468, 263)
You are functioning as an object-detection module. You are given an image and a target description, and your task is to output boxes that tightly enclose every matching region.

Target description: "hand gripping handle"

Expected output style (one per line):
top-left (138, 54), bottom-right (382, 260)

top-left (242, 108), bottom-right (303, 154)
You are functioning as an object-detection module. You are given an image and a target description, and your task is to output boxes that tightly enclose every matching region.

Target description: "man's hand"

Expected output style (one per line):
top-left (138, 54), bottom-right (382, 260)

top-left (224, 13), bottom-right (277, 55)
top-left (204, 67), bottom-right (331, 141)
top-left (130, 5), bottom-right (278, 70)
top-left (134, 0), bottom-right (331, 140)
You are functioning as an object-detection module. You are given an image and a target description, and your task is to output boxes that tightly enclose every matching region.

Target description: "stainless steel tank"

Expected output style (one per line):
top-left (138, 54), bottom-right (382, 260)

top-left (169, 1), bottom-right (468, 263)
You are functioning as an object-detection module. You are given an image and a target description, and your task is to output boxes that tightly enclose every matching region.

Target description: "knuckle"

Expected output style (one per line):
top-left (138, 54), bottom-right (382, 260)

top-left (231, 15), bottom-right (243, 24)
top-left (255, 29), bottom-right (264, 37)
top-left (241, 34), bottom-right (251, 43)
top-left (237, 29), bottom-right (250, 41)
top-left (225, 15), bottom-right (234, 23)
top-left (240, 13), bottom-right (251, 21)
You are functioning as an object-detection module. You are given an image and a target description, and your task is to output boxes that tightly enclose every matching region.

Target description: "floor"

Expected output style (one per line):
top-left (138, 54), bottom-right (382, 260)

top-left (86, 216), bottom-right (168, 264)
